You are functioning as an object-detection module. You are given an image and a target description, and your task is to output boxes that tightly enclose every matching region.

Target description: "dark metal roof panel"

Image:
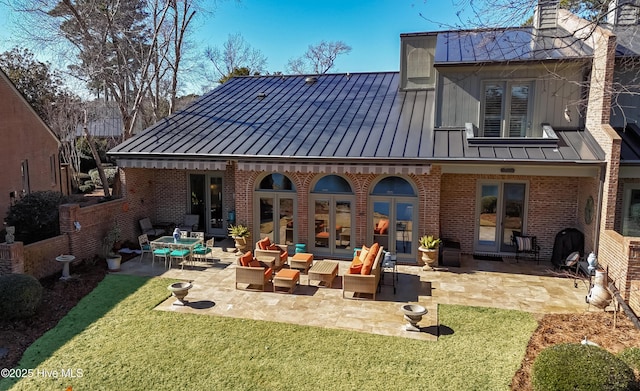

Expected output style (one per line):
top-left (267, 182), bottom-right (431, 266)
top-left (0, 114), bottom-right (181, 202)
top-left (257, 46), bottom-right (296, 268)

top-left (616, 125), bottom-right (640, 163)
top-left (434, 27), bottom-right (592, 65)
top-left (430, 128), bottom-right (603, 163)
top-left (603, 24), bottom-right (640, 57)
top-left (111, 72), bottom-right (603, 165)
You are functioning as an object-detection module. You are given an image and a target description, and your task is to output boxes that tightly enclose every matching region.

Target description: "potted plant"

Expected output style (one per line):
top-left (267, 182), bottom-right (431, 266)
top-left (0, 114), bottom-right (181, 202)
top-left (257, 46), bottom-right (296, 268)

top-left (418, 235), bottom-right (442, 270)
top-left (103, 224), bottom-right (122, 271)
top-left (228, 224), bottom-right (250, 252)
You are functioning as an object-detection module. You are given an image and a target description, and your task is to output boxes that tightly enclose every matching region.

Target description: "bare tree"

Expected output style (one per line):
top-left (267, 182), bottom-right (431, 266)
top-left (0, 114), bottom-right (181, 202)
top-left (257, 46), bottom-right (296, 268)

top-left (205, 33), bottom-right (267, 83)
top-left (6, 0), bottom-right (207, 139)
top-left (286, 40), bottom-right (351, 75)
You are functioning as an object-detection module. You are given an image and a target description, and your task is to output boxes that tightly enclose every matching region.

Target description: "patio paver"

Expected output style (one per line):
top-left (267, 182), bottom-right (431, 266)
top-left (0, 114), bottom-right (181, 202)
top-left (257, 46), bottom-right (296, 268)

top-left (119, 239), bottom-right (594, 341)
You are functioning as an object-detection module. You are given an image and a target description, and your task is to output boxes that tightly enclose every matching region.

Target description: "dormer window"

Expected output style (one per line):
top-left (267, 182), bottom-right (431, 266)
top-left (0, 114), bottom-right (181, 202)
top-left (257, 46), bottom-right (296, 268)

top-left (400, 34), bottom-right (436, 90)
top-left (481, 80), bottom-right (535, 137)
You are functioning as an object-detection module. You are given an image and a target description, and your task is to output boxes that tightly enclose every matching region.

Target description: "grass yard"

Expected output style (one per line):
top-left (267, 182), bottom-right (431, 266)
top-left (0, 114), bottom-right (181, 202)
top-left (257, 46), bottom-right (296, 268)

top-left (0, 275), bottom-right (537, 391)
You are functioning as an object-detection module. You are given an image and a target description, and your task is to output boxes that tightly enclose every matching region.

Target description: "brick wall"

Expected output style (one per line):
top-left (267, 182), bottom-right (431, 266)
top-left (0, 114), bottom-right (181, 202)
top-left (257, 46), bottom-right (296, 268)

top-left (23, 236), bottom-right (69, 279)
top-left (598, 229), bottom-right (640, 316)
top-left (440, 173), bottom-right (589, 259)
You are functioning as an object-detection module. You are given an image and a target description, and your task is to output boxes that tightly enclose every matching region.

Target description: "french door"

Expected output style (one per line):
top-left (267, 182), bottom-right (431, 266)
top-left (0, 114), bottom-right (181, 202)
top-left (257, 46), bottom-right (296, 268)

top-left (189, 173), bottom-right (226, 236)
top-left (475, 182), bottom-right (527, 253)
top-left (371, 198), bottom-right (417, 262)
top-left (257, 195), bottom-right (295, 245)
top-left (312, 197), bottom-right (354, 255)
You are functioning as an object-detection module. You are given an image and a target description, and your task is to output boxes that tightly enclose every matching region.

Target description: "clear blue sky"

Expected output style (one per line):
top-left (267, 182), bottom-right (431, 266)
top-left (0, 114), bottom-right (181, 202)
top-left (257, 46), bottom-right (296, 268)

top-left (0, 1), bottom-right (481, 93)
top-left (199, 0), bottom-right (468, 74)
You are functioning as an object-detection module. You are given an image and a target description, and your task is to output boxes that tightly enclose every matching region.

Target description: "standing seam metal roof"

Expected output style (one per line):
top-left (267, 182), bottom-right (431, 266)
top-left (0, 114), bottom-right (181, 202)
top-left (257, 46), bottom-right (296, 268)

top-left (109, 72), bottom-right (602, 164)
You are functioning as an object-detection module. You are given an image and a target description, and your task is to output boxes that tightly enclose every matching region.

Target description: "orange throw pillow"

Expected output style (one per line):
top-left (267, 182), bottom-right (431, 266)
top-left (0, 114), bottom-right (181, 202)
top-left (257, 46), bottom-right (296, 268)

top-left (258, 237), bottom-right (271, 250)
top-left (239, 251), bottom-right (253, 266)
top-left (349, 264), bottom-right (362, 274)
top-left (362, 243), bottom-right (380, 275)
top-left (249, 259), bottom-right (262, 268)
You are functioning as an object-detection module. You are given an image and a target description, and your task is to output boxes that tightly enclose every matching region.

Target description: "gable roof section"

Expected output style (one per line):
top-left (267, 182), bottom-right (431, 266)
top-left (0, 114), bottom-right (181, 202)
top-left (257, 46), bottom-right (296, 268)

top-left (0, 69), bottom-right (60, 146)
top-left (433, 27), bottom-right (592, 65)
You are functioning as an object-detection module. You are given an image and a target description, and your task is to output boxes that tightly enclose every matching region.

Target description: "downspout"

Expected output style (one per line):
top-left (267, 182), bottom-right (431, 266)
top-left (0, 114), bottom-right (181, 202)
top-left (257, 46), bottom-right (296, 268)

top-left (594, 162), bottom-right (606, 252)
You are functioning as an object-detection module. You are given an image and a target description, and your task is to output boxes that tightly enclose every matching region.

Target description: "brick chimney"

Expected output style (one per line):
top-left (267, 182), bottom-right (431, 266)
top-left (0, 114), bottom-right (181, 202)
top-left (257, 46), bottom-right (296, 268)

top-left (607, 0), bottom-right (640, 25)
top-left (534, 0), bottom-right (560, 29)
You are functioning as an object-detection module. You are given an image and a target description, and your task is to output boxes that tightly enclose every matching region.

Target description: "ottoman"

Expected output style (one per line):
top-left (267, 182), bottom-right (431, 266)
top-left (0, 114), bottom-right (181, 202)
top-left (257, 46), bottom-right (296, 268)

top-left (289, 253), bottom-right (313, 273)
top-left (273, 269), bottom-right (300, 294)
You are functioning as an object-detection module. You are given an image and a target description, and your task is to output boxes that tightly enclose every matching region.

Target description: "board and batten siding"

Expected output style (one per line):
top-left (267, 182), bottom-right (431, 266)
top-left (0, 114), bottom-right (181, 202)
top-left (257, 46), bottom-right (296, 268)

top-left (435, 63), bottom-right (586, 131)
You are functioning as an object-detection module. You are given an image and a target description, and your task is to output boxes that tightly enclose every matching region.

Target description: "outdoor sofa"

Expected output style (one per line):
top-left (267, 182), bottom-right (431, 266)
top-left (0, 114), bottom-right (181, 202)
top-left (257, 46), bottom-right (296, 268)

top-left (342, 243), bottom-right (384, 300)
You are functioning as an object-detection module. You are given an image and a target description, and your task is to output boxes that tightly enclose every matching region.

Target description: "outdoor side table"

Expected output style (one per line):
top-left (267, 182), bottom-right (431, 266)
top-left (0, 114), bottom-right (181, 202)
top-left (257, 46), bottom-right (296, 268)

top-left (381, 258), bottom-right (397, 293)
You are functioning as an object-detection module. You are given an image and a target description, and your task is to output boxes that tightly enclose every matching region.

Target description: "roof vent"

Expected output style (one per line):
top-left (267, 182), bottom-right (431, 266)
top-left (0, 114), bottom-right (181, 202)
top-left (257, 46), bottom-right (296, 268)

top-left (257, 92), bottom-right (267, 100)
top-left (305, 76), bottom-right (317, 84)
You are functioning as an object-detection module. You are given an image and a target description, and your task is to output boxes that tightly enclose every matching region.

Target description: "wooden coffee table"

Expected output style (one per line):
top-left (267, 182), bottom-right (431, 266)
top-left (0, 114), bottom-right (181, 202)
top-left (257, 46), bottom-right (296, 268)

top-left (308, 261), bottom-right (339, 288)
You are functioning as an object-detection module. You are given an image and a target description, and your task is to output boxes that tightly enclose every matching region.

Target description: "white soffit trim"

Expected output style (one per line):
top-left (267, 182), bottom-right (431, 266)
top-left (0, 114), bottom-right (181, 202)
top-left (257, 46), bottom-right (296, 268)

top-left (116, 159), bottom-right (227, 170)
top-left (440, 164), bottom-right (600, 177)
top-left (237, 162), bottom-right (431, 175)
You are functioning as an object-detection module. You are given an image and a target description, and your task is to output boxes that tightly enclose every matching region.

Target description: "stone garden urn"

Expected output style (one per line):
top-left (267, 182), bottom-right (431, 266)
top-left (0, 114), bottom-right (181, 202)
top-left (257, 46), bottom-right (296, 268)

top-left (402, 304), bottom-right (428, 332)
top-left (168, 282), bottom-right (193, 306)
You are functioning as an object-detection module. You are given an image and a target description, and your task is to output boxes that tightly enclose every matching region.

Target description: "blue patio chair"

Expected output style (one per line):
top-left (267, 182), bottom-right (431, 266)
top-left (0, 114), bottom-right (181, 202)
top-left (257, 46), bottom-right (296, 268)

top-left (193, 237), bottom-right (214, 263)
top-left (170, 244), bottom-right (192, 270)
top-left (151, 242), bottom-right (171, 268)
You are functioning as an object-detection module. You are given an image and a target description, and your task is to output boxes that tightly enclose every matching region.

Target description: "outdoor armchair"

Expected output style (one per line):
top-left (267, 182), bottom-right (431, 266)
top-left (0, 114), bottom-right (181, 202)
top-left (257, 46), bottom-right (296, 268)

top-left (139, 218), bottom-right (166, 237)
top-left (254, 237), bottom-right (289, 271)
top-left (235, 251), bottom-right (273, 291)
top-left (178, 214), bottom-right (199, 232)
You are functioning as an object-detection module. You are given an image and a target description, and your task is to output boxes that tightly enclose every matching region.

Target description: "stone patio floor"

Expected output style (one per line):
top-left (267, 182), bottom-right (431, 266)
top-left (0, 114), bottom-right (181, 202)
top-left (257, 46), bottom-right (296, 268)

top-left (118, 239), bottom-right (595, 342)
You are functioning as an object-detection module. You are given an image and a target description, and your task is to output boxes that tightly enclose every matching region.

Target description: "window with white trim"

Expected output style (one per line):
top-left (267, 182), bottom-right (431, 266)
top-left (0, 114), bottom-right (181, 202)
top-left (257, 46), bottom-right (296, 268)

top-left (481, 81), bottom-right (534, 137)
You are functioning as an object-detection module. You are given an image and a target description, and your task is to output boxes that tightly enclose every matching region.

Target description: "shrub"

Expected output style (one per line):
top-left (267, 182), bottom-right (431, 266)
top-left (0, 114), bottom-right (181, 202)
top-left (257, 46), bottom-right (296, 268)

top-left (5, 191), bottom-right (68, 244)
top-left (532, 343), bottom-right (635, 391)
top-left (88, 166), bottom-right (118, 189)
top-left (78, 183), bottom-right (95, 194)
top-left (619, 347), bottom-right (640, 372)
top-left (0, 274), bottom-right (43, 319)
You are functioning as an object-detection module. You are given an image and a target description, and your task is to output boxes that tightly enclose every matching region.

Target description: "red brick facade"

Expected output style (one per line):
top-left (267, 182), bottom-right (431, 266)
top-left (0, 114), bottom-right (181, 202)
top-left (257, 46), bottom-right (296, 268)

top-left (0, 72), bottom-right (61, 220)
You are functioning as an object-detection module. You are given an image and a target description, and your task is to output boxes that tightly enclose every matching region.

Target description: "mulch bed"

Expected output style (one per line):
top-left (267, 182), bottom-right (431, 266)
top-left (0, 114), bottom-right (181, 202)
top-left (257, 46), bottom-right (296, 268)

top-left (0, 253), bottom-right (138, 370)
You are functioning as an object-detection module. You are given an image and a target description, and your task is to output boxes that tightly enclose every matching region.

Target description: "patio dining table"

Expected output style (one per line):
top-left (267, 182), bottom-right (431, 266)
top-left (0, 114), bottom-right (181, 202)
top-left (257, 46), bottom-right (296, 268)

top-left (151, 236), bottom-right (203, 266)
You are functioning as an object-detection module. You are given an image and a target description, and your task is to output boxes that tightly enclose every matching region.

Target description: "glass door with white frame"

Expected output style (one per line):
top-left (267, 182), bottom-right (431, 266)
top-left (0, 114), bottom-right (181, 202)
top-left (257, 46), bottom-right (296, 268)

top-left (476, 182), bottom-right (526, 253)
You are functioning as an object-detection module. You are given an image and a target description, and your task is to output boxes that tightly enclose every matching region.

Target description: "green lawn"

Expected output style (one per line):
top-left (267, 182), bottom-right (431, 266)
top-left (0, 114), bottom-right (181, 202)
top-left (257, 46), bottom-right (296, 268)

top-left (1, 275), bottom-right (537, 391)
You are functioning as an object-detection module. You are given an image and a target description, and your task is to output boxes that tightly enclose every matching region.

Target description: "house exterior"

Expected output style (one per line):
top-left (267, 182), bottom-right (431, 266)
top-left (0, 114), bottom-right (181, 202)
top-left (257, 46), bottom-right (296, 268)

top-left (108, 0), bottom-right (640, 315)
top-left (0, 69), bottom-right (62, 221)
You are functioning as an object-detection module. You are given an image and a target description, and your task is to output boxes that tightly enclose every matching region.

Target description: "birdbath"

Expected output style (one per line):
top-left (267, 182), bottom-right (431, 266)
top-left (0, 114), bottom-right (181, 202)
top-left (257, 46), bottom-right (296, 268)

top-left (168, 282), bottom-right (193, 306)
top-left (56, 255), bottom-right (75, 281)
top-left (402, 304), bottom-right (428, 332)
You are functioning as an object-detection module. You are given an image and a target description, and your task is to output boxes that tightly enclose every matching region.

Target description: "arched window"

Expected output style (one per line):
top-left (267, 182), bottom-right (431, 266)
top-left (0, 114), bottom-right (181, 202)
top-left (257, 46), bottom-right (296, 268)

top-left (258, 173), bottom-right (295, 191)
top-left (312, 175), bottom-right (353, 194)
top-left (372, 176), bottom-right (416, 196)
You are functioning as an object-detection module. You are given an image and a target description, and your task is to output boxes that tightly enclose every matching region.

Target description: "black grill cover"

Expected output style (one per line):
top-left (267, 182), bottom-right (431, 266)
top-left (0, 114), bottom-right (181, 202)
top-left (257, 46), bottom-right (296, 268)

top-left (551, 228), bottom-right (584, 268)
